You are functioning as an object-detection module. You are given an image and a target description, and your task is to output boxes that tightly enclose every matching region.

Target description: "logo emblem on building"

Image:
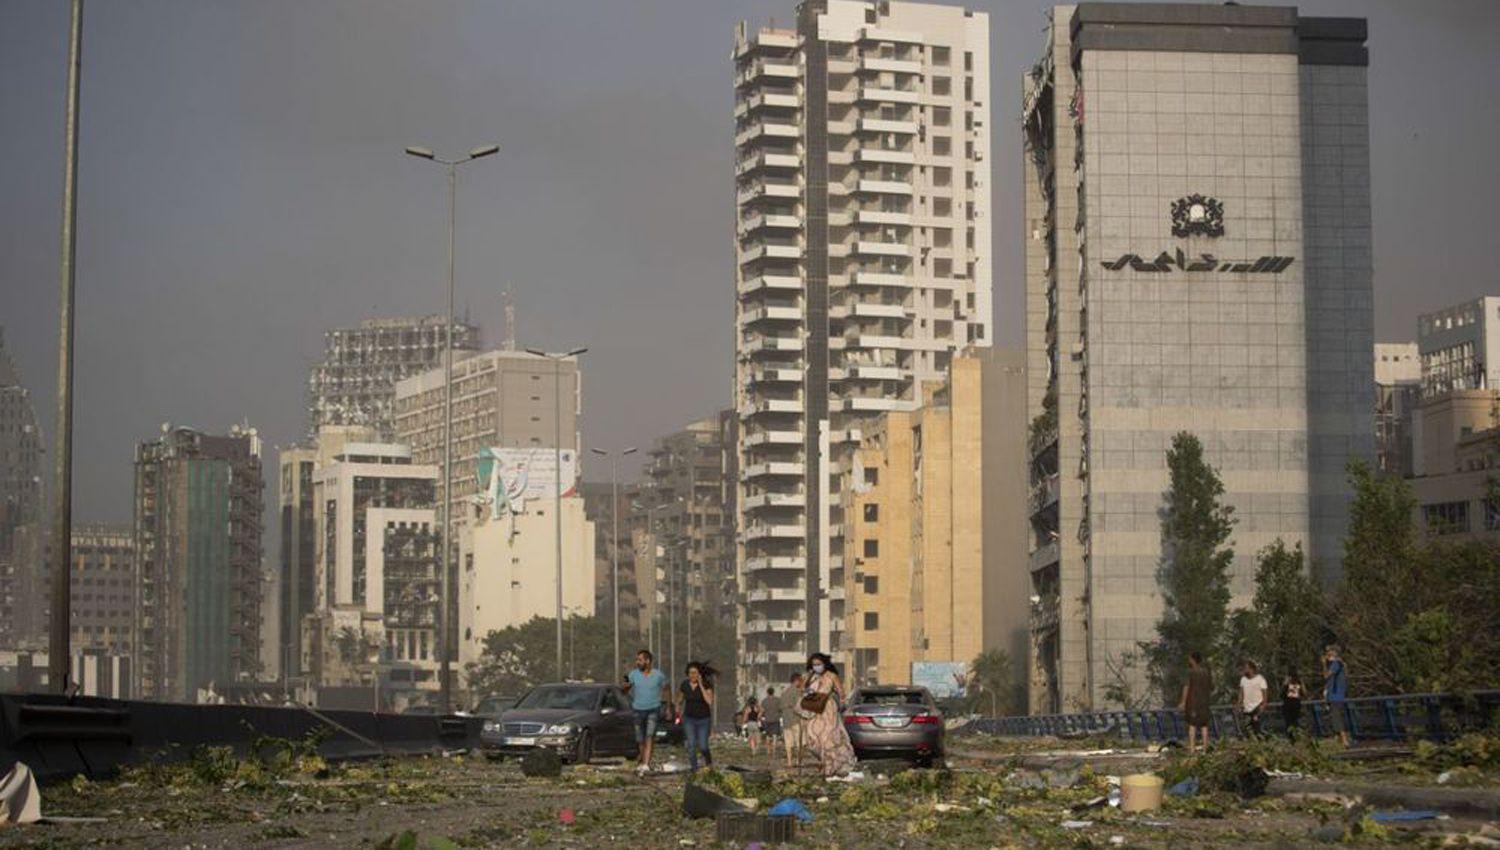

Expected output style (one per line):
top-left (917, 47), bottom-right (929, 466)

top-left (1170, 194), bottom-right (1224, 238)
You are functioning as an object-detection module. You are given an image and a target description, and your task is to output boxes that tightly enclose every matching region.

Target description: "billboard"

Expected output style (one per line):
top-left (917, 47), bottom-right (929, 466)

top-left (475, 447), bottom-right (578, 519)
top-left (911, 661), bottom-right (969, 700)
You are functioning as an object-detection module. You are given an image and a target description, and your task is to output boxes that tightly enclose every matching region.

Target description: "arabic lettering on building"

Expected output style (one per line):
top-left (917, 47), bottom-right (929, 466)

top-left (1100, 249), bottom-right (1295, 274)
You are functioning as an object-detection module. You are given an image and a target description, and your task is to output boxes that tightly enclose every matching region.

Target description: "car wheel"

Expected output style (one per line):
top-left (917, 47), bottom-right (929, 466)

top-left (572, 730), bottom-right (594, 765)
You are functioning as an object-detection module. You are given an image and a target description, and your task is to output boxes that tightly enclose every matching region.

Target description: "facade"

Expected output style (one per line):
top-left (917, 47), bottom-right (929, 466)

top-left (1374, 342), bottom-right (1420, 477)
top-left (1023, 4), bottom-right (1373, 712)
top-left (0, 327), bottom-right (46, 650)
top-left (1417, 297), bottom-right (1500, 398)
top-left (68, 523), bottom-right (135, 656)
top-left (133, 425), bottom-right (265, 701)
top-left (457, 497), bottom-right (595, 669)
top-left (733, 0), bottom-right (994, 686)
top-left (1410, 414), bottom-right (1500, 541)
top-left (638, 416), bottom-right (737, 623)
top-left (581, 481), bottom-right (643, 640)
top-left (393, 349), bottom-right (580, 523)
top-left (305, 441), bottom-right (440, 697)
top-left (308, 315), bottom-right (481, 439)
top-left (826, 350), bottom-right (1027, 695)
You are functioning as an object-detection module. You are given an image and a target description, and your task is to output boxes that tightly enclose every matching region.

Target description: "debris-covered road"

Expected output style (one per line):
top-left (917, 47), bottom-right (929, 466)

top-left (2, 732), bottom-right (1495, 848)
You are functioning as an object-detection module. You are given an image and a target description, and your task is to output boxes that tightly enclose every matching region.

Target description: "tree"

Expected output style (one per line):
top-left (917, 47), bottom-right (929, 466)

top-left (1223, 539), bottom-right (1326, 690)
top-left (464, 615), bottom-right (617, 699)
top-left (967, 648), bottom-right (1021, 716)
top-left (1143, 432), bottom-right (1236, 705)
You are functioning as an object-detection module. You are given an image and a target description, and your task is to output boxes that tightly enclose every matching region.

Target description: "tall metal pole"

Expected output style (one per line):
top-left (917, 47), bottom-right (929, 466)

top-left (610, 455), bottom-right (620, 675)
top-left (438, 162), bottom-right (456, 713)
top-left (554, 359), bottom-right (564, 681)
top-left (49, 0), bottom-right (84, 694)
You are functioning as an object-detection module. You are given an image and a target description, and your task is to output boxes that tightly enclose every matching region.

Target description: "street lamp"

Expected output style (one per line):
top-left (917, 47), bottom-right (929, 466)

top-left (404, 141), bottom-right (498, 713)
top-left (526, 347), bottom-right (588, 681)
top-left (591, 445), bottom-right (637, 676)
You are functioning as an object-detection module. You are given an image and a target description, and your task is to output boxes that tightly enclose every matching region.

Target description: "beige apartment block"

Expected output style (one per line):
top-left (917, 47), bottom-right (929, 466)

top-left (394, 350), bottom-right (579, 523)
top-left (734, 0), bottom-right (994, 690)
top-left (835, 351), bottom-right (1028, 695)
top-left (1024, 4), bottom-right (1373, 712)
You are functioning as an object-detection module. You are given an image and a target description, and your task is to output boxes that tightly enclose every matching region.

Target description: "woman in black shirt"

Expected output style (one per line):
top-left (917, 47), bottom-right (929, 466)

top-left (677, 661), bottom-right (717, 771)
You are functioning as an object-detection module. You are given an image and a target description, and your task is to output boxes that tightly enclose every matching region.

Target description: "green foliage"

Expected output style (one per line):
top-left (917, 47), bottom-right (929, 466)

top-left (1412, 733), bottom-right (1500, 772)
top-left (1144, 432), bottom-right (1236, 704)
top-left (1161, 736), bottom-right (1339, 792)
top-left (966, 647), bottom-right (1022, 715)
top-left (1330, 462), bottom-right (1500, 695)
top-left (1221, 539), bottom-right (1326, 698)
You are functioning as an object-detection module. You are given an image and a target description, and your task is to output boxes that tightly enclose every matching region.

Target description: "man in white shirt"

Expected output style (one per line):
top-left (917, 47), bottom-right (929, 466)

top-left (1239, 660), bottom-right (1269, 738)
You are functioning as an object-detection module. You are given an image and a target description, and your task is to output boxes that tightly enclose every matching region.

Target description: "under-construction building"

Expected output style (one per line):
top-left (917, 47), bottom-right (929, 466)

top-left (307, 316), bottom-right (482, 440)
top-left (134, 425), bottom-right (265, 701)
top-left (0, 327), bottom-right (47, 651)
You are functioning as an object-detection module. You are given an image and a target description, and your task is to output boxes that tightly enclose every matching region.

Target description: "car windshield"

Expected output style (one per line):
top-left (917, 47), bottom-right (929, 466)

top-left (515, 686), bottom-right (598, 711)
top-left (475, 697), bottom-right (512, 715)
top-left (859, 691), bottom-right (927, 706)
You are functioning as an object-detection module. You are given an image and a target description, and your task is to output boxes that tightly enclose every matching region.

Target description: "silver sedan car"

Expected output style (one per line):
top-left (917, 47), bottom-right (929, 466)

top-left (842, 685), bottom-right (945, 764)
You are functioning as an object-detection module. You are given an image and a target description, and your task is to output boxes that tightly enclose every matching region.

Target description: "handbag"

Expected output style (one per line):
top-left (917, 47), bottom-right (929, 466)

top-left (799, 690), bottom-right (829, 714)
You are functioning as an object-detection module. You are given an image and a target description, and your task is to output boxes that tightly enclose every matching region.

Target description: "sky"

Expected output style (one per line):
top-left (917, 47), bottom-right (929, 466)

top-left (2, 0), bottom-right (1498, 526)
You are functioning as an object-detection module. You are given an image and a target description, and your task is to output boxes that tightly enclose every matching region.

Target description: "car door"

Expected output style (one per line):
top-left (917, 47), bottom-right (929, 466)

top-left (600, 688), bottom-right (633, 754)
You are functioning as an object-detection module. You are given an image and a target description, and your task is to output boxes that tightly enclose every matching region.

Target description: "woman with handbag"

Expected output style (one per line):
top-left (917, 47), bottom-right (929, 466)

top-left (799, 653), bottom-right (857, 778)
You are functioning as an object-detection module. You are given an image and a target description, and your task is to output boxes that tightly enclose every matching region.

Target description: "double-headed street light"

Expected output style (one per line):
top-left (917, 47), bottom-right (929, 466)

top-left (590, 446), bottom-right (637, 676)
top-left (526, 347), bottom-right (588, 681)
top-left (404, 141), bottom-right (498, 713)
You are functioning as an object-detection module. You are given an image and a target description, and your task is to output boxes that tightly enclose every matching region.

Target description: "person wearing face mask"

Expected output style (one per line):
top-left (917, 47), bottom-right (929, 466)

top-left (799, 652), bottom-right (856, 778)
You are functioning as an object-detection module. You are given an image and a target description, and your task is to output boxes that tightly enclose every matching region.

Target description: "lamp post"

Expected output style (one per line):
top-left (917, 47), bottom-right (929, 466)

top-left (404, 142), bottom-right (498, 713)
top-left (526, 347), bottom-right (587, 681)
top-left (590, 446), bottom-right (636, 676)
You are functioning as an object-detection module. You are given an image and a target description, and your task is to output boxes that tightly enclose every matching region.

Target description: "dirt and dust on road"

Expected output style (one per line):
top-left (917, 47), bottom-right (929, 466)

top-left (1, 730), bottom-right (1496, 849)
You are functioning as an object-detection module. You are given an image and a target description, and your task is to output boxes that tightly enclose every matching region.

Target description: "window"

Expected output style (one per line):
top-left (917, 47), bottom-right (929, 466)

top-left (1423, 501), bottom-right (1470, 535)
top-left (932, 76), bottom-right (951, 97)
top-left (1486, 499), bottom-right (1500, 531)
top-left (863, 538), bottom-right (879, 558)
top-left (865, 467), bottom-right (879, 486)
top-left (932, 46), bottom-right (950, 66)
top-left (964, 51), bottom-right (973, 72)
top-left (864, 612), bottom-right (880, 630)
top-left (863, 503), bottom-right (879, 522)
top-left (932, 106), bottom-right (951, 127)
top-left (933, 166), bottom-right (952, 187)
top-left (864, 575), bottom-right (879, 594)
top-left (933, 197), bottom-right (952, 217)
top-left (932, 136), bottom-right (951, 157)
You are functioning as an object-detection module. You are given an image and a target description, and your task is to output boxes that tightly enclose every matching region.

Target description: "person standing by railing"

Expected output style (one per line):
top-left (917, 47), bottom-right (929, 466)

top-left (1178, 651), bottom-right (1212, 753)
top-left (1323, 645), bottom-right (1350, 746)
top-left (1238, 660), bottom-right (1268, 737)
top-left (1280, 671), bottom-right (1305, 740)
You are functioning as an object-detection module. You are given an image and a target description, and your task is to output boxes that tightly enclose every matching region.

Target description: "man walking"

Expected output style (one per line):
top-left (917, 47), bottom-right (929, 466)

top-left (781, 672), bottom-right (805, 769)
top-left (622, 649), bottom-right (670, 774)
top-left (1238, 660), bottom-right (1268, 737)
top-left (1323, 645), bottom-right (1350, 747)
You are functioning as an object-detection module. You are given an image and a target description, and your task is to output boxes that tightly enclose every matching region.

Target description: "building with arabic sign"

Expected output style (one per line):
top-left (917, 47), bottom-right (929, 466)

top-left (1023, 4), bottom-right (1373, 712)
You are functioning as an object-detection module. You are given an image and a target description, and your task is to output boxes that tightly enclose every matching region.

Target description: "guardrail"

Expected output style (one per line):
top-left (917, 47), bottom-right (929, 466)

top-left (958, 691), bottom-right (1500, 743)
top-left (1, 692), bottom-right (482, 783)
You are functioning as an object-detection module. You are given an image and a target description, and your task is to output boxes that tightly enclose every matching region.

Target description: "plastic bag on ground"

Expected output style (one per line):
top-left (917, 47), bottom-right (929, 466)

top-left (0, 763), bottom-right (41, 825)
top-left (767, 798), bottom-right (815, 823)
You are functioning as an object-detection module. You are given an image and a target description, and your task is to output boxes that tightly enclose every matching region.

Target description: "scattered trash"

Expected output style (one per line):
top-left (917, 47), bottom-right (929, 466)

top-left (1437, 771), bottom-right (1453, 784)
top-left (1109, 836), bottom-right (1126, 846)
top-left (1060, 819), bottom-right (1093, 829)
top-left (933, 803), bottom-right (970, 813)
top-left (767, 798), bottom-right (815, 823)
top-left (0, 762), bottom-right (41, 825)
top-left (659, 760), bottom-right (689, 774)
top-left (1140, 819), bottom-right (1172, 828)
top-left (725, 766), bottom-right (773, 788)
top-left (715, 811), bottom-right (798, 843)
top-left (1264, 769), bottom-right (1304, 779)
top-left (1369, 810), bottom-right (1441, 823)
top-left (558, 808), bottom-right (575, 825)
top-left (1166, 776), bottom-right (1200, 797)
top-left (1108, 788), bottom-right (1122, 807)
top-left (732, 797), bottom-right (761, 811)
top-left (683, 784), bottom-right (749, 820)
top-left (1076, 795), bottom-right (1110, 810)
top-left (1120, 774), bottom-right (1164, 812)
top-left (1044, 767), bottom-right (1082, 789)
top-left (1007, 769), bottom-right (1048, 790)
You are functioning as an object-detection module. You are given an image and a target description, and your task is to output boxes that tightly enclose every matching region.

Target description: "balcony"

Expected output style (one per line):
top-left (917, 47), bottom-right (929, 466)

top-left (735, 60), bottom-right (799, 88)
top-left (735, 121), bottom-right (800, 148)
top-left (740, 242), bottom-right (802, 265)
top-left (744, 555), bottom-right (807, 571)
top-left (740, 398), bottom-right (804, 418)
top-left (741, 335), bottom-right (804, 356)
top-left (1030, 594), bottom-right (1061, 633)
top-left (841, 396), bottom-right (904, 413)
top-left (859, 56), bottom-right (922, 75)
top-left (736, 153), bottom-right (801, 178)
top-left (850, 271), bottom-right (912, 288)
top-left (736, 179), bottom-right (800, 205)
top-left (1028, 474), bottom-right (1060, 515)
top-left (848, 364), bottom-right (904, 380)
top-left (845, 333), bottom-right (909, 350)
top-left (745, 650), bottom-right (811, 666)
top-left (741, 304), bottom-right (801, 325)
top-left (739, 274), bottom-right (803, 295)
top-left (746, 585), bottom-right (805, 603)
top-left (860, 27), bottom-right (923, 44)
top-left (857, 117), bottom-right (917, 135)
top-left (739, 213), bottom-right (802, 233)
top-left (855, 210), bottom-right (912, 226)
top-left (741, 461), bottom-right (805, 480)
top-left (735, 90), bottom-right (800, 116)
top-left (748, 367), bottom-right (803, 384)
top-left (850, 301), bottom-right (909, 319)
top-left (744, 429), bottom-right (803, 447)
top-left (734, 31), bottom-right (797, 58)
top-left (853, 240), bottom-right (910, 258)
top-left (743, 491), bottom-right (806, 510)
top-left (856, 179), bottom-right (914, 195)
top-left (854, 148), bottom-right (916, 166)
top-left (744, 618), bottom-right (809, 634)
top-left (1029, 540), bottom-right (1061, 574)
top-left (858, 87), bottom-right (921, 105)
top-left (829, 427), bottom-right (863, 443)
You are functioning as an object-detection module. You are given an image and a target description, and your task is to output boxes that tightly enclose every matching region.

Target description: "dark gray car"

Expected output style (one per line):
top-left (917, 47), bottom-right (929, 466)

top-left (480, 683), bottom-right (638, 763)
top-left (842, 685), bottom-right (944, 763)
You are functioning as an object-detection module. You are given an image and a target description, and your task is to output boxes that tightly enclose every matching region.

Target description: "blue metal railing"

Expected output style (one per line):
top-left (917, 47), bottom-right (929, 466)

top-left (959, 690), bottom-right (1500, 743)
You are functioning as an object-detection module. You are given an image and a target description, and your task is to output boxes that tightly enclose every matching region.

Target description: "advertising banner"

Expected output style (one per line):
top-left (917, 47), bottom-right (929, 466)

top-left (475, 447), bottom-right (578, 519)
top-left (911, 660), bottom-right (969, 700)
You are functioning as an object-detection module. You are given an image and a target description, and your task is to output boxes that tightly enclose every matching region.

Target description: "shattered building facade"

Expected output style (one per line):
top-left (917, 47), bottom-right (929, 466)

top-left (307, 315), bottom-right (481, 440)
top-left (0, 327), bottom-right (47, 651)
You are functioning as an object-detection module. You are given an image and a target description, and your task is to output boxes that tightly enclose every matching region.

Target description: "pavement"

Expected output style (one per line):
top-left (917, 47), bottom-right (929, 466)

top-left (0, 733), bottom-right (1494, 848)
